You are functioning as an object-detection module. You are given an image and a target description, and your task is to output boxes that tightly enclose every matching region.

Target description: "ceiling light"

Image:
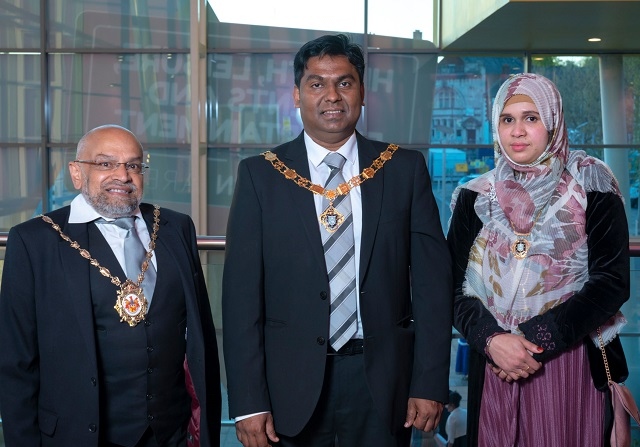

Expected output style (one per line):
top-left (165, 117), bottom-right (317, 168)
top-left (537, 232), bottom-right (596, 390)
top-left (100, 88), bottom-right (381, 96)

top-left (588, 37), bottom-right (602, 42)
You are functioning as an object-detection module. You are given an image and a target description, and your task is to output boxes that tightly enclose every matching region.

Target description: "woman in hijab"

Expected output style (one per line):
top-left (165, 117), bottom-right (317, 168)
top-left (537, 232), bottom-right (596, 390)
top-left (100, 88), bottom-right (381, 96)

top-left (447, 73), bottom-right (630, 446)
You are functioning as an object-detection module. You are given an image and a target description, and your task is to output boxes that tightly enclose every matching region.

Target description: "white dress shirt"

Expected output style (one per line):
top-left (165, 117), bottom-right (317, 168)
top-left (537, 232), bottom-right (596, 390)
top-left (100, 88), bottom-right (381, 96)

top-left (304, 132), bottom-right (363, 339)
top-left (68, 194), bottom-right (158, 275)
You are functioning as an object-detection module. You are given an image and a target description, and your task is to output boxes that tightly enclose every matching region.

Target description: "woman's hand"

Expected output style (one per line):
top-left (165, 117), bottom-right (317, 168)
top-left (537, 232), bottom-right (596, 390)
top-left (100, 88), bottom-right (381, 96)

top-left (487, 333), bottom-right (543, 382)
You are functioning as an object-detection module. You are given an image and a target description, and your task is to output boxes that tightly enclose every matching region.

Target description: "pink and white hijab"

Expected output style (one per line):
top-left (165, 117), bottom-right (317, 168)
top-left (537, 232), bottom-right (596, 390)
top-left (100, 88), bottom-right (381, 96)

top-left (450, 73), bottom-right (624, 342)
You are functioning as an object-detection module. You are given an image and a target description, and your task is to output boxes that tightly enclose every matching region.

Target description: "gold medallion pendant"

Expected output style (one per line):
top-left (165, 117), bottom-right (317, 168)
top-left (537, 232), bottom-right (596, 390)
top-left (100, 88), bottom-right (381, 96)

top-left (319, 204), bottom-right (344, 233)
top-left (511, 237), bottom-right (531, 260)
top-left (115, 279), bottom-right (149, 327)
top-left (508, 206), bottom-right (546, 261)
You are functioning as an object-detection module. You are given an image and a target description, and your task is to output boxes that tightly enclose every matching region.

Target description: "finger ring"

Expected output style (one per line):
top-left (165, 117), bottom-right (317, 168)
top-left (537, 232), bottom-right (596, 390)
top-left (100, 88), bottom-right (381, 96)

top-left (525, 365), bottom-right (531, 371)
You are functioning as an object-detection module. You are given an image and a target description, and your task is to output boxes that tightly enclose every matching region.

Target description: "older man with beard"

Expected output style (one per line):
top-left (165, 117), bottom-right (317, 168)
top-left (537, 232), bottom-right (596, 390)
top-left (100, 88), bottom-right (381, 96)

top-left (0, 125), bottom-right (221, 447)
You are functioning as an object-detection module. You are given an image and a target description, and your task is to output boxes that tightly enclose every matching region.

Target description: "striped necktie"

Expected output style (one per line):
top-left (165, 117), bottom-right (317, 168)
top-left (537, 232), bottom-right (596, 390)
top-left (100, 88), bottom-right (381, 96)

top-left (321, 152), bottom-right (358, 351)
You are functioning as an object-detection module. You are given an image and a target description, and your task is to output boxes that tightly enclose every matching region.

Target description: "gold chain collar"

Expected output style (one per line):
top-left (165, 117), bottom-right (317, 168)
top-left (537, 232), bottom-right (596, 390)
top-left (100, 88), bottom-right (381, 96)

top-left (263, 144), bottom-right (398, 232)
top-left (40, 205), bottom-right (160, 326)
top-left (262, 143), bottom-right (398, 203)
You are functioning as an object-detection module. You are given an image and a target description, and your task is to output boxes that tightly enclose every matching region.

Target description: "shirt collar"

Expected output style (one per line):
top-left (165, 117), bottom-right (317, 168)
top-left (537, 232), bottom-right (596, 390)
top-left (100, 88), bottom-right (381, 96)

top-left (68, 193), bottom-right (141, 223)
top-left (304, 132), bottom-right (358, 169)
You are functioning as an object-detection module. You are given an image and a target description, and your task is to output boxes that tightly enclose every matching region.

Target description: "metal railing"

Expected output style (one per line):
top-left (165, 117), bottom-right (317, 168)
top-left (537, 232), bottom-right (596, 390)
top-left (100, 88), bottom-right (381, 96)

top-left (2, 233), bottom-right (640, 255)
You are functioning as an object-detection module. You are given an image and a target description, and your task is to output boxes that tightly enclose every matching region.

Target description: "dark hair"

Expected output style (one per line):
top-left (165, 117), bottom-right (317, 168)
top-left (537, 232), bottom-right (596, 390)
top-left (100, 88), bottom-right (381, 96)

top-left (293, 34), bottom-right (365, 87)
top-left (449, 390), bottom-right (462, 407)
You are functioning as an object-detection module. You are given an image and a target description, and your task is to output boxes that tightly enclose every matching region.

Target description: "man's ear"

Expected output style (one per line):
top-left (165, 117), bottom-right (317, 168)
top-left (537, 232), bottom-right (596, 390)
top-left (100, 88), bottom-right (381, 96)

top-left (68, 161), bottom-right (83, 190)
top-left (293, 85), bottom-right (301, 108)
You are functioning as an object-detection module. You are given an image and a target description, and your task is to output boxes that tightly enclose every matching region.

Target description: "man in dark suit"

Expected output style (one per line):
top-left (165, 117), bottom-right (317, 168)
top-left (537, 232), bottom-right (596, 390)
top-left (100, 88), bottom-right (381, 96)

top-left (0, 125), bottom-right (221, 446)
top-left (222, 34), bottom-right (452, 447)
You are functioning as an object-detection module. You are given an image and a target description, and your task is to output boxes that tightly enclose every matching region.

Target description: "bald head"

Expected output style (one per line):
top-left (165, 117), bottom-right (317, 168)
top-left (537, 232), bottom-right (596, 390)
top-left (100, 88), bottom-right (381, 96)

top-left (76, 124), bottom-right (142, 160)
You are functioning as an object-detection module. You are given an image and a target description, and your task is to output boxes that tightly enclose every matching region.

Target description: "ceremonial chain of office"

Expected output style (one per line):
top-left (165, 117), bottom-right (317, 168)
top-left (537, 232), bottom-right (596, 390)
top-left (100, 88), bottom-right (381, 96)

top-left (262, 144), bottom-right (399, 232)
top-left (40, 205), bottom-right (161, 326)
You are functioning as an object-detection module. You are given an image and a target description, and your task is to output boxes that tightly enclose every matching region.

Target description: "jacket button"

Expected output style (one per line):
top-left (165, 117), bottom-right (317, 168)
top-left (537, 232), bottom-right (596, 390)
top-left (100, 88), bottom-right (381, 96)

top-left (316, 337), bottom-right (325, 345)
top-left (88, 424), bottom-right (97, 433)
top-left (320, 291), bottom-right (327, 300)
top-left (147, 414), bottom-right (155, 421)
top-left (147, 368), bottom-right (153, 374)
top-left (90, 377), bottom-right (97, 386)
top-left (144, 320), bottom-right (151, 326)
top-left (146, 393), bottom-right (153, 400)
top-left (146, 346), bottom-right (154, 352)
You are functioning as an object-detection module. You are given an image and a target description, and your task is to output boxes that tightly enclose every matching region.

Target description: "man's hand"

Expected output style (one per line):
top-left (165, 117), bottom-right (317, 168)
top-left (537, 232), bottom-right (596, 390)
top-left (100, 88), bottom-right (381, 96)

top-left (404, 398), bottom-right (443, 432)
top-left (235, 413), bottom-right (280, 447)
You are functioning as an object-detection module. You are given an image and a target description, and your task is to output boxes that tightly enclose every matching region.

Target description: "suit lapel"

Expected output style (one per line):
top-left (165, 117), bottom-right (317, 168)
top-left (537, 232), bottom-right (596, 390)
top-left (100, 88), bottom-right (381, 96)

top-left (141, 205), bottom-right (197, 307)
top-left (59, 218), bottom-right (98, 369)
top-left (281, 133), bottom-right (326, 270)
top-left (356, 134), bottom-right (384, 285)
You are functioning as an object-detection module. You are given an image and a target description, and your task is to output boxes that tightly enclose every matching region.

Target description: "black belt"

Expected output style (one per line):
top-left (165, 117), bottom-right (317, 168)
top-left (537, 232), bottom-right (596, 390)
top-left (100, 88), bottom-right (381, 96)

top-left (327, 339), bottom-right (364, 356)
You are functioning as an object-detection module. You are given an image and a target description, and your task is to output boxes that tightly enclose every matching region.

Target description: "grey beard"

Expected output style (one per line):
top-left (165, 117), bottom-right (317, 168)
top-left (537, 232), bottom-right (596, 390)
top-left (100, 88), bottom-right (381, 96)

top-left (83, 188), bottom-right (141, 218)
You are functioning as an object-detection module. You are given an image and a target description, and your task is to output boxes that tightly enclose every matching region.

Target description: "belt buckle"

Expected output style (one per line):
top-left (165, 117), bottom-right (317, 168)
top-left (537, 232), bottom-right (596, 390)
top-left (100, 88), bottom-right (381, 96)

top-left (327, 339), bottom-right (364, 356)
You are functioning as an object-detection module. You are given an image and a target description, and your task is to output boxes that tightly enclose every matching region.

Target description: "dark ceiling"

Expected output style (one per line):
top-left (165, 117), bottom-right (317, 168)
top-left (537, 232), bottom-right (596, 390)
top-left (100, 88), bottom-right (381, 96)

top-left (442, 1), bottom-right (640, 53)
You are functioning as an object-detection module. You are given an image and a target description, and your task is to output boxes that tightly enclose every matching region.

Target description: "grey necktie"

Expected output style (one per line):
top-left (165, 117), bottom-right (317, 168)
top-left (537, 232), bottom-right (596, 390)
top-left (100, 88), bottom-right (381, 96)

top-left (321, 152), bottom-right (358, 351)
top-left (109, 217), bottom-right (157, 304)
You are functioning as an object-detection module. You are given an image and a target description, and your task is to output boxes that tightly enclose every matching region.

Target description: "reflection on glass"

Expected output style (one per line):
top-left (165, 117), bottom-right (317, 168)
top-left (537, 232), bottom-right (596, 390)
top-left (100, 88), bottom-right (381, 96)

top-left (48, 0), bottom-right (190, 49)
top-left (531, 56), bottom-right (604, 145)
top-left (207, 52), bottom-right (440, 147)
top-left (208, 53), bottom-right (300, 145)
top-left (431, 56), bottom-right (524, 146)
top-left (142, 147), bottom-right (192, 217)
top-left (0, 54), bottom-right (41, 142)
top-left (367, 54), bottom-right (438, 144)
top-left (48, 148), bottom-right (77, 212)
top-left (624, 56), bottom-right (640, 146)
top-left (530, 56), bottom-right (640, 235)
top-left (0, 146), bottom-right (42, 231)
top-left (49, 53), bottom-right (191, 143)
top-left (206, 147), bottom-right (264, 236)
top-left (1, 0), bottom-right (41, 48)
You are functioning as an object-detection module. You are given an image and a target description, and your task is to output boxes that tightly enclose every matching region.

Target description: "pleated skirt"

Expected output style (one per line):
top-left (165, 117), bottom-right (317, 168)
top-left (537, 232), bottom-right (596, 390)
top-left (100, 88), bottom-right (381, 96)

top-left (478, 343), bottom-right (604, 447)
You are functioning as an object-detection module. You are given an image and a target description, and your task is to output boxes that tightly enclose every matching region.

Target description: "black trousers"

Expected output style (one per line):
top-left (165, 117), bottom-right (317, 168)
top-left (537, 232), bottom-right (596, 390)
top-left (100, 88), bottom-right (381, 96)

top-left (276, 351), bottom-right (411, 447)
top-left (99, 424), bottom-right (187, 447)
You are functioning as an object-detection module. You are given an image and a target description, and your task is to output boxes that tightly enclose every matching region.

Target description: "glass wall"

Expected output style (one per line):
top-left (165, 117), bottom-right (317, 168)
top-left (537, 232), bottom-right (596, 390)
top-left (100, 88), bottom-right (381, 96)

top-left (1, 0), bottom-right (640, 445)
top-left (3, 1), bottom-right (640, 238)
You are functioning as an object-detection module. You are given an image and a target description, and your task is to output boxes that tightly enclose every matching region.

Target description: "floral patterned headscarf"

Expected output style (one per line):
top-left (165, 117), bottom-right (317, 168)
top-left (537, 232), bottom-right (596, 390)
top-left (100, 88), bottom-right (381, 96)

top-left (451, 73), bottom-right (622, 337)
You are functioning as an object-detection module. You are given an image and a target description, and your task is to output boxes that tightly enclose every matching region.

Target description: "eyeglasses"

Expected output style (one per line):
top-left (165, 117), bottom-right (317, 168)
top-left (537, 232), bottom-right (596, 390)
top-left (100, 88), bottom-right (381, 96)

top-left (74, 160), bottom-right (150, 175)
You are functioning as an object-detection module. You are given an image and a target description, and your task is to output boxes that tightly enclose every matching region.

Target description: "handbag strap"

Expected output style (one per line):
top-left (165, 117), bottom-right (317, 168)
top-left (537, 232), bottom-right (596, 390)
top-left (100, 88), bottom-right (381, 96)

top-left (597, 327), bottom-right (613, 383)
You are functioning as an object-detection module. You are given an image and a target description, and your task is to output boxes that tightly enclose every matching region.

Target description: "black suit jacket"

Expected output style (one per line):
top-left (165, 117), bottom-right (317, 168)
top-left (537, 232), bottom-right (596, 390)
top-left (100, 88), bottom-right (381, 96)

top-left (0, 203), bottom-right (221, 447)
top-left (222, 132), bottom-right (453, 436)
